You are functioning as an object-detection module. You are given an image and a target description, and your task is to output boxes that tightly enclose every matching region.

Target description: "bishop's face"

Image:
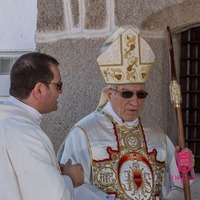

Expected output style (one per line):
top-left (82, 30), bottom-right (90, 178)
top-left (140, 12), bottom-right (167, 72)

top-left (108, 84), bottom-right (146, 122)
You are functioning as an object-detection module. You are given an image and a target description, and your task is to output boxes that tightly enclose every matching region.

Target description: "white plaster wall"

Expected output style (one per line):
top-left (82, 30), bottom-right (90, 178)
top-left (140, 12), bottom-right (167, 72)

top-left (0, 0), bottom-right (37, 99)
top-left (0, 0), bottom-right (37, 50)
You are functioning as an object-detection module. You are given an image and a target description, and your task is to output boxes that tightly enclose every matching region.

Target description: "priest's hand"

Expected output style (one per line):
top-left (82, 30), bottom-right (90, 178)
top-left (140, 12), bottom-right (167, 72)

top-left (60, 159), bottom-right (84, 187)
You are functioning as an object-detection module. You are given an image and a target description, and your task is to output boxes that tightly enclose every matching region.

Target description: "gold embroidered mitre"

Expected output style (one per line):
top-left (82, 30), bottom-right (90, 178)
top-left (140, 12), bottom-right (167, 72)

top-left (97, 27), bottom-right (155, 84)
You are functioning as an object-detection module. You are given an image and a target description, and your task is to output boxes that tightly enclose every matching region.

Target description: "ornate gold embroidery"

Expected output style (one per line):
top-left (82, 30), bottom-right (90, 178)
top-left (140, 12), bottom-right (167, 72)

top-left (92, 110), bottom-right (165, 199)
top-left (103, 68), bottom-right (124, 82)
top-left (124, 132), bottom-right (141, 151)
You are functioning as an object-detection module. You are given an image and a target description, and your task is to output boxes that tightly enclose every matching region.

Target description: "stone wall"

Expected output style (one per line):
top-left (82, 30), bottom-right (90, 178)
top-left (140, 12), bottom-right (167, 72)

top-left (36, 0), bottom-right (200, 153)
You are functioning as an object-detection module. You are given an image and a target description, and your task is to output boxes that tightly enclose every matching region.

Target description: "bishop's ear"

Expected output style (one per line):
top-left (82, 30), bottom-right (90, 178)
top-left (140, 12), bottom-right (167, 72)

top-left (103, 87), bottom-right (113, 100)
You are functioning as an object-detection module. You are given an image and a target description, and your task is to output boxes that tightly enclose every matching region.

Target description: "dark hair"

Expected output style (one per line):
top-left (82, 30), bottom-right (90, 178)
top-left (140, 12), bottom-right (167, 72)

top-left (9, 52), bottom-right (59, 99)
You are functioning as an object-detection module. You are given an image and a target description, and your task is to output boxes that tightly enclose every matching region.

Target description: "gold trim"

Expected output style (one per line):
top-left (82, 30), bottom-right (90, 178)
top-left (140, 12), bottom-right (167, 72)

top-left (73, 126), bottom-right (93, 165)
top-left (98, 35), bottom-right (124, 67)
top-left (138, 35), bottom-right (154, 65)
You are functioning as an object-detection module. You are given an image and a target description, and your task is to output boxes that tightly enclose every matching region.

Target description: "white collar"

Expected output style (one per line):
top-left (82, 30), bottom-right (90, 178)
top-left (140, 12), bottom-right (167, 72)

top-left (102, 101), bottom-right (139, 127)
top-left (7, 96), bottom-right (43, 125)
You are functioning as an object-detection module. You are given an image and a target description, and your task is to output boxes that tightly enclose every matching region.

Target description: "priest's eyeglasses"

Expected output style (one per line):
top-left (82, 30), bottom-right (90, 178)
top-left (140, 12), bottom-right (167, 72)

top-left (110, 88), bottom-right (148, 99)
top-left (48, 81), bottom-right (63, 91)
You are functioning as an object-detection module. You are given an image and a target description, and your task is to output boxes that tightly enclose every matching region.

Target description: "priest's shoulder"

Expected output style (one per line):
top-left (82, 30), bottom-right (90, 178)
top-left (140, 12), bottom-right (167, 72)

top-left (0, 104), bottom-right (28, 121)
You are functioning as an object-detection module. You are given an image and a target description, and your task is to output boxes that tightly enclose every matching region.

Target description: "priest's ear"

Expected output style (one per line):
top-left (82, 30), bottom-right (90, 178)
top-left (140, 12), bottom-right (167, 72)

top-left (32, 82), bottom-right (46, 99)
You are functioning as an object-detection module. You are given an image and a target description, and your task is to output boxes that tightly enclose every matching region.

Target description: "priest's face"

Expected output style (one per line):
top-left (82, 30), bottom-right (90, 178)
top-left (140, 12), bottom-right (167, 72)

top-left (108, 84), bottom-right (147, 122)
top-left (41, 64), bottom-right (63, 113)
